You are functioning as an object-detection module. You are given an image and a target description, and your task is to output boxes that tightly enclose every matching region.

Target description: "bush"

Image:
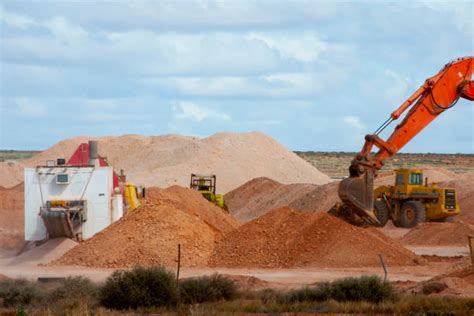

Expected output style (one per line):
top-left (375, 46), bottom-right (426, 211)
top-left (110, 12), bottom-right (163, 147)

top-left (47, 276), bottom-right (98, 308)
top-left (99, 266), bottom-right (178, 310)
top-left (179, 274), bottom-right (237, 304)
top-left (281, 276), bottom-right (393, 304)
top-left (50, 276), bottom-right (98, 300)
top-left (282, 283), bottom-right (331, 303)
top-left (330, 275), bottom-right (393, 303)
top-left (0, 279), bottom-right (41, 308)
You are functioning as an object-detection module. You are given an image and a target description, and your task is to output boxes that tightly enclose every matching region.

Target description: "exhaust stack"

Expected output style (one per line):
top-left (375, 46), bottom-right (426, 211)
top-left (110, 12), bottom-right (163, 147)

top-left (88, 140), bottom-right (99, 167)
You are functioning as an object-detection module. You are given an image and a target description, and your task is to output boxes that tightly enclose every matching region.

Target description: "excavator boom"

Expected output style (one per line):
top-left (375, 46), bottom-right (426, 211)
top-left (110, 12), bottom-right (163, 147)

top-left (338, 57), bottom-right (474, 223)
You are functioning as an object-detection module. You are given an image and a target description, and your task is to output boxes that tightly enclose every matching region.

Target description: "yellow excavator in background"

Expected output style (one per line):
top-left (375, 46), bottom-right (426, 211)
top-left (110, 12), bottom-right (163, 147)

top-left (190, 174), bottom-right (227, 210)
top-left (118, 170), bottom-right (143, 212)
top-left (124, 182), bottom-right (143, 212)
top-left (333, 57), bottom-right (473, 226)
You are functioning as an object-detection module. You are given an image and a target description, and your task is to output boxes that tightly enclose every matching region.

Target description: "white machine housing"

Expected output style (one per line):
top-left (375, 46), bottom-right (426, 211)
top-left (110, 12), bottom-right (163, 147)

top-left (24, 165), bottom-right (123, 241)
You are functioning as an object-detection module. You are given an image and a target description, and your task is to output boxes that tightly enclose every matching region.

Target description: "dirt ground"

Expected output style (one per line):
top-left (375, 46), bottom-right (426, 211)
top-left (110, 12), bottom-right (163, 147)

top-left (0, 243), bottom-right (469, 291)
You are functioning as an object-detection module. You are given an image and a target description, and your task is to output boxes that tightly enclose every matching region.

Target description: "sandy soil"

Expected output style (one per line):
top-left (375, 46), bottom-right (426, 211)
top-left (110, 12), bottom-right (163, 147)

top-left (0, 248), bottom-right (467, 289)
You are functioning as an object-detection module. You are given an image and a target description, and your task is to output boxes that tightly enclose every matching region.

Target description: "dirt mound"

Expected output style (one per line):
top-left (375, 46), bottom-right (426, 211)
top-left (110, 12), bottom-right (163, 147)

top-left (209, 207), bottom-right (421, 268)
top-left (288, 182), bottom-right (340, 213)
top-left (0, 162), bottom-right (23, 189)
top-left (225, 177), bottom-right (339, 223)
top-left (0, 183), bottom-right (24, 250)
top-left (224, 177), bottom-right (282, 213)
top-left (0, 274), bottom-right (10, 282)
top-left (53, 188), bottom-right (239, 268)
top-left (10, 238), bottom-right (78, 267)
top-left (401, 222), bottom-right (474, 246)
top-left (146, 186), bottom-right (239, 235)
top-left (19, 132), bottom-right (330, 193)
top-left (408, 265), bottom-right (474, 297)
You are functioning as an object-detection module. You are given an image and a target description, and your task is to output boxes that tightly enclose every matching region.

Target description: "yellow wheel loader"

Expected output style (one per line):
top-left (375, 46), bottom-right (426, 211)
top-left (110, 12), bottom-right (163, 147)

top-left (373, 168), bottom-right (460, 228)
top-left (190, 174), bottom-right (227, 211)
top-left (124, 182), bottom-right (143, 212)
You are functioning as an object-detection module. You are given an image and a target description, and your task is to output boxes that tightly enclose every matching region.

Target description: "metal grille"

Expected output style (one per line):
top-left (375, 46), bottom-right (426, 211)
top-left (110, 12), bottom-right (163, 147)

top-left (445, 190), bottom-right (456, 209)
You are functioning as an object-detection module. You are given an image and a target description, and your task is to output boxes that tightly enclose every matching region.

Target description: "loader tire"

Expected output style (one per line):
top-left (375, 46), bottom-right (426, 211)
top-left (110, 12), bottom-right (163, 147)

top-left (373, 200), bottom-right (389, 227)
top-left (395, 201), bottom-right (426, 228)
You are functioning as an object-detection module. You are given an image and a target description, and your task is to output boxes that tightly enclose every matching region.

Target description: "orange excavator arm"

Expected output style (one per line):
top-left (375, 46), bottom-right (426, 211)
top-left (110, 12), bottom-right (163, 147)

top-left (338, 56), bottom-right (474, 224)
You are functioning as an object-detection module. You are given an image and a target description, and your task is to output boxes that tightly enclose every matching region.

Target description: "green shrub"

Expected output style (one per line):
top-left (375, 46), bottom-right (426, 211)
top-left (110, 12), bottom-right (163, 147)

top-left (281, 283), bottom-right (331, 303)
top-left (0, 279), bottom-right (41, 308)
top-left (281, 276), bottom-right (393, 305)
top-left (99, 266), bottom-right (178, 310)
top-left (330, 275), bottom-right (393, 303)
top-left (46, 276), bottom-right (98, 309)
top-left (179, 274), bottom-right (237, 304)
top-left (50, 276), bottom-right (98, 300)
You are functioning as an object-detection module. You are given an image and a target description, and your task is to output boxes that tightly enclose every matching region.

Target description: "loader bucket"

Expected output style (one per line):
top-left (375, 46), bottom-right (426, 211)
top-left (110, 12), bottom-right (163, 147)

top-left (338, 170), bottom-right (380, 225)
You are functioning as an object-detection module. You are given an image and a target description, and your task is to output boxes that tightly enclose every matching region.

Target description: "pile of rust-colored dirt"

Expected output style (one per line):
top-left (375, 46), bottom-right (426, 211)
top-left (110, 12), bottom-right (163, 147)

top-left (146, 186), bottom-right (239, 235)
top-left (0, 183), bottom-right (24, 249)
top-left (0, 274), bottom-right (10, 282)
top-left (408, 265), bottom-right (474, 297)
top-left (224, 177), bottom-right (339, 223)
top-left (401, 222), bottom-right (474, 246)
top-left (53, 187), bottom-right (239, 268)
top-left (209, 207), bottom-right (421, 268)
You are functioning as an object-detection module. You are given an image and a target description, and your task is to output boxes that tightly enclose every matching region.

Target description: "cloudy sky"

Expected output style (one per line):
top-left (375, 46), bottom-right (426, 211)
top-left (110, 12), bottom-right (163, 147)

top-left (0, 0), bottom-right (472, 152)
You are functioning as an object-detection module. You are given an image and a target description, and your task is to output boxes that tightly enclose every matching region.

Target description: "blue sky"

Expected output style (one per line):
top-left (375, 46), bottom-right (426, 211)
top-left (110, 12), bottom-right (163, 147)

top-left (0, 0), bottom-right (472, 152)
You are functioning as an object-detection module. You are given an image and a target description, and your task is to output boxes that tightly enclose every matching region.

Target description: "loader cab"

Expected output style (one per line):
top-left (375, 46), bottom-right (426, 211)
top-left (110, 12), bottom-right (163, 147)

top-left (395, 169), bottom-right (423, 186)
top-left (190, 174), bottom-right (217, 194)
top-left (189, 174), bottom-right (227, 210)
top-left (393, 168), bottom-right (424, 197)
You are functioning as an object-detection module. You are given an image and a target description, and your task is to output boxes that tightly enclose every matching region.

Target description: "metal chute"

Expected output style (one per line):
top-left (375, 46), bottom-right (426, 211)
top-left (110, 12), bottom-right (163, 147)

top-left (40, 200), bottom-right (87, 240)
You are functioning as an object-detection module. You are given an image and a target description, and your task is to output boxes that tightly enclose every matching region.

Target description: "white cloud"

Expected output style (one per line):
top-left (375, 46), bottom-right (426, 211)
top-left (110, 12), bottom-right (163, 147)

top-left (11, 1), bottom-right (338, 30)
top-left (343, 116), bottom-right (365, 130)
top-left (84, 99), bottom-right (118, 110)
top-left (43, 16), bottom-right (88, 43)
top-left (15, 98), bottom-right (46, 118)
top-left (174, 102), bottom-right (230, 122)
top-left (246, 31), bottom-right (329, 63)
top-left (145, 70), bottom-right (346, 97)
top-left (0, 8), bottom-right (36, 28)
top-left (1, 9), bottom-right (88, 46)
top-left (413, 0), bottom-right (472, 33)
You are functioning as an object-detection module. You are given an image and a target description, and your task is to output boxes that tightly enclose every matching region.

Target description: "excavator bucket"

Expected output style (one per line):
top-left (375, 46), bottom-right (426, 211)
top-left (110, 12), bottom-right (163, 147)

top-left (337, 170), bottom-right (380, 225)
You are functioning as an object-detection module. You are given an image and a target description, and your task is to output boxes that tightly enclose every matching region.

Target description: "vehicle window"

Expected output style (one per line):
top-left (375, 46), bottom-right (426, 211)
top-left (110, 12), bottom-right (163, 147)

top-left (396, 173), bottom-right (405, 185)
top-left (409, 173), bottom-right (422, 185)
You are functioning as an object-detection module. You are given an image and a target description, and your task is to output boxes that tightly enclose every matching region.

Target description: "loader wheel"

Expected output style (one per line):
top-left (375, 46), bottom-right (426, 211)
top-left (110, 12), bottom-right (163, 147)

top-left (395, 201), bottom-right (426, 228)
top-left (373, 200), bottom-right (389, 227)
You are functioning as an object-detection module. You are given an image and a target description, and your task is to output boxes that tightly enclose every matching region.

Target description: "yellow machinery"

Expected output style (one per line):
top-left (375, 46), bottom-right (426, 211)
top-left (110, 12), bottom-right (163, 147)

top-left (190, 174), bottom-right (227, 210)
top-left (373, 168), bottom-right (460, 228)
top-left (124, 183), bottom-right (142, 212)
